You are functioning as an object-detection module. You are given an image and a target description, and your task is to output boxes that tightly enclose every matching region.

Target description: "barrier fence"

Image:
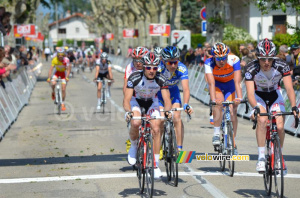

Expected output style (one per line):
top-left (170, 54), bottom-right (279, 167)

top-left (0, 63), bottom-right (41, 138)
top-left (109, 55), bottom-right (300, 136)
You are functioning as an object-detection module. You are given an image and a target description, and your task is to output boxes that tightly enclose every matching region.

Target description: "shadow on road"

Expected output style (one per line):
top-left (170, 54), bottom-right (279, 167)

top-left (118, 188), bottom-right (167, 197)
top-left (234, 189), bottom-right (276, 197)
top-left (0, 153), bottom-right (127, 167)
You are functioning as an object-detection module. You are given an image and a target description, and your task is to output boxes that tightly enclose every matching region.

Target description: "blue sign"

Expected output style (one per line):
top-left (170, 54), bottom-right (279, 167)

top-left (202, 20), bottom-right (207, 36)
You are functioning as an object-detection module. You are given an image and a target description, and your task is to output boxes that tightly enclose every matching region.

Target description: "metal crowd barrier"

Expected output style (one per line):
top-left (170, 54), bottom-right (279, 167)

top-left (0, 63), bottom-right (41, 137)
top-left (109, 55), bottom-right (300, 136)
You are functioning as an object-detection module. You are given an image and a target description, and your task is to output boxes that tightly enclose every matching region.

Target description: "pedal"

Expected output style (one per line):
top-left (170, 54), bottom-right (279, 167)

top-left (214, 145), bottom-right (219, 152)
top-left (133, 165), bottom-right (137, 171)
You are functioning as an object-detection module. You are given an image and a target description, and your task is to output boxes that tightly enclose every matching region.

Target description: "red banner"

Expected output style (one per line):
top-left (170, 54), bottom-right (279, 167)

top-left (37, 32), bottom-right (44, 41)
top-left (123, 29), bottom-right (138, 38)
top-left (149, 24), bottom-right (171, 36)
top-left (106, 33), bottom-right (114, 40)
top-left (14, 24), bottom-right (36, 37)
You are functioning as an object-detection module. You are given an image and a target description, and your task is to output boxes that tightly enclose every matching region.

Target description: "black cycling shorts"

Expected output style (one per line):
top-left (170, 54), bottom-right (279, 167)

top-left (97, 72), bottom-right (109, 80)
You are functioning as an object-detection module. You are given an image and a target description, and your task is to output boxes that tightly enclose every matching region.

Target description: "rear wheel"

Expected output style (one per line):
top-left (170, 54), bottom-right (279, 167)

top-left (274, 136), bottom-right (284, 198)
top-left (263, 140), bottom-right (272, 196)
top-left (227, 122), bottom-right (235, 177)
top-left (145, 136), bottom-right (154, 198)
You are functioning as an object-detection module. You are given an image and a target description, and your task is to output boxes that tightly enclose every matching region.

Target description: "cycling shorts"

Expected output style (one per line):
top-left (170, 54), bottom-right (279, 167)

top-left (130, 97), bottom-right (160, 117)
top-left (157, 86), bottom-right (181, 107)
top-left (52, 71), bottom-right (67, 84)
top-left (215, 80), bottom-right (235, 101)
top-left (252, 89), bottom-right (285, 115)
top-left (97, 72), bottom-right (109, 80)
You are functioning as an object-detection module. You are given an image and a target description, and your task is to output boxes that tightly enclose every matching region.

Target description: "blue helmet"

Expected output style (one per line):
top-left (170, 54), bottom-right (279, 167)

top-left (161, 46), bottom-right (180, 60)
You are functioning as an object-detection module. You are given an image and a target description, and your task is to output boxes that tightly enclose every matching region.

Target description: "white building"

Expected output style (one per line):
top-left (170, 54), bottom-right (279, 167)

top-left (48, 13), bottom-right (96, 44)
top-left (225, 1), bottom-right (299, 41)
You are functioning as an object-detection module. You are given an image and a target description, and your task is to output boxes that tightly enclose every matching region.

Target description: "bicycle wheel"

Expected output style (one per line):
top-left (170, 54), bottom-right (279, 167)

top-left (219, 136), bottom-right (225, 171)
top-left (101, 88), bottom-right (105, 114)
top-left (227, 122), bottom-right (235, 177)
top-left (169, 123), bottom-right (178, 186)
top-left (273, 135), bottom-right (284, 198)
top-left (163, 122), bottom-right (171, 180)
top-left (263, 140), bottom-right (272, 196)
top-left (57, 90), bottom-right (61, 115)
top-left (136, 141), bottom-right (145, 194)
top-left (145, 136), bottom-right (154, 198)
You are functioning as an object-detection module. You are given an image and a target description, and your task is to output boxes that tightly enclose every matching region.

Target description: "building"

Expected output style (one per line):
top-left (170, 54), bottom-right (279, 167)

top-left (225, 1), bottom-right (299, 41)
top-left (48, 12), bottom-right (96, 44)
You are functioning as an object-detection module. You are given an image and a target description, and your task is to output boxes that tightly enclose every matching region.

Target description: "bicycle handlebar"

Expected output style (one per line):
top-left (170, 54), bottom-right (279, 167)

top-left (160, 107), bottom-right (192, 119)
top-left (131, 116), bottom-right (165, 120)
top-left (252, 111), bottom-right (299, 129)
top-left (209, 100), bottom-right (249, 115)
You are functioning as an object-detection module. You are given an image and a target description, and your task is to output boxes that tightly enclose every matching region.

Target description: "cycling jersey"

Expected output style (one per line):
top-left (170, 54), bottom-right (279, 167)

top-left (127, 71), bottom-right (168, 101)
top-left (51, 57), bottom-right (70, 72)
top-left (96, 59), bottom-right (111, 74)
top-left (204, 54), bottom-right (241, 82)
top-left (124, 62), bottom-right (139, 79)
top-left (158, 61), bottom-right (189, 88)
top-left (245, 58), bottom-right (290, 92)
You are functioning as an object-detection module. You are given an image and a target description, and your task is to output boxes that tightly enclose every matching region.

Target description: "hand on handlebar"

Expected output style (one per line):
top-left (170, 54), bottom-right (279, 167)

top-left (214, 99), bottom-right (223, 106)
top-left (292, 106), bottom-right (300, 118)
top-left (125, 111), bottom-right (133, 122)
top-left (164, 111), bottom-right (173, 119)
top-left (183, 103), bottom-right (193, 115)
top-left (47, 78), bottom-right (51, 83)
top-left (234, 98), bottom-right (242, 105)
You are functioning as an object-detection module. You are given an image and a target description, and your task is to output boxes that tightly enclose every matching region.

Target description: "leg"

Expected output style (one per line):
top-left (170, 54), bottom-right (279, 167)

top-left (172, 103), bottom-right (183, 149)
top-left (97, 81), bottom-right (102, 105)
top-left (61, 82), bottom-right (67, 102)
top-left (212, 89), bottom-right (225, 145)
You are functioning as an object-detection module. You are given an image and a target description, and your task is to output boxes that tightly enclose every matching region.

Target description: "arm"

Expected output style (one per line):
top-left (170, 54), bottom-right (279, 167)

top-left (283, 75), bottom-right (296, 107)
top-left (233, 70), bottom-right (243, 99)
top-left (94, 65), bottom-right (99, 80)
top-left (123, 78), bottom-right (128, 96)
top-left (181, 79), bottom-right (190, 104)
top-left (48, 66), bottom-right (54, 79)
top-left (245, 80), bottom-right (257, 108)
top-left (161, 89), bottom-right (172, 111)
top-left (206, 73), bottom-right (216, 101)
top-left (108, 66), bottom-right (113, 80)
top-left (123, 88), bottom-right (134, 112)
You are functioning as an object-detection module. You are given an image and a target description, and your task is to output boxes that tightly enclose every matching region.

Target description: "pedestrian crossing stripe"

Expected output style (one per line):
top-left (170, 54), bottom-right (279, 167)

top-left (176, 151), bottom-right (196, 163)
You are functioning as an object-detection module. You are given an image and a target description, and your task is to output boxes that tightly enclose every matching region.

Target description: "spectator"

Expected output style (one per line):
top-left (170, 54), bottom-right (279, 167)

top-left (19, 45), bottom-right (29, 65)
top-left (203, 43), bottom-right (212, 62)
top-left (117, 46), bottom-right (121, 56)
top-left (185, 48), bottom-right (195, 65)
top-left (126, 46), bottom-right (133, 58)
top-left (247, 43), bottom-right (256, 58)
top-left (239, 44), bottom-right (246, 57)
top-left (240, 48), bottom-right (255, 77)
top-left (195, 47), bottom-right (204, 66)
top-left (290, 43), bottom-right (300, 69)
top-left (110, 45), bottom-right (115, 55)
top-left (278, 45), bottom-right (293, 68)
top-left (27, 46), bottom-right (33, 61)
top-left (44, 47), bottom-right (51, 62)
top-left (180, 44), bottom-right (188, 63)
top-left (0, 47), bottom-right (17, 86)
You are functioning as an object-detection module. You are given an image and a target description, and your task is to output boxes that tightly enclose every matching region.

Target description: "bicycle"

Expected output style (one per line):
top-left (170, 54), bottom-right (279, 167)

top-left (252, 104), bottom-right (299, 198)
top-left (54, 77), bottom-right (63, 115)
top-left (95, 78), bottom-right (108, 114)
top-left (128, 109), bottom-right (165, 198)
top-left (210, 100), bottom-right (249, 177)
top-left (160, 107), bottom-right (191, 186)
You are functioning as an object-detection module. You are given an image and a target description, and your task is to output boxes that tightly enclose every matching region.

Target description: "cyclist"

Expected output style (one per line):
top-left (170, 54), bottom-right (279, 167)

top-left (158, 46), bottom-right (193, 151)
top-left (84, 47), bottom-right (94, 71)
top-left (205, 42), bottom-right (242, 154)
top-left (124, 52), bottom-right (172, 179)
top-left (67, 50), bottom-right (76, 77)
top-left (154, 46), bottom-right (163, 60)
top-left (94, 52), bottom-right (114, 110)
top-left (47, 48), bottom-right (70, 111)
top-left (244, 38), bottom-right (300, 174)
top-left (123, 47), bottom-right (149, 152)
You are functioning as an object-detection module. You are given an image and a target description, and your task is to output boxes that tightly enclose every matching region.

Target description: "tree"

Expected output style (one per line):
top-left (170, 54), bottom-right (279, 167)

top-left (181, 0), bottom-right (204, 33)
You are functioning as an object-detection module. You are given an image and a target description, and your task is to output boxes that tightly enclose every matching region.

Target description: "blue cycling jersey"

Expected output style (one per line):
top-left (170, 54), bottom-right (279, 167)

top-left (158, 61), bottom-right (189, 88)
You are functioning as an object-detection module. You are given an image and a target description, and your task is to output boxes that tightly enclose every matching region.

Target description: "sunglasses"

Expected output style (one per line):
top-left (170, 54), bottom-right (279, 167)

top-left (166, 60), bottom-right (179, 65)
top-left (257, 57), bottom-right (274, 62)
top-left (145, 66), bottom-right (158, 71)
top-left (134, 59), bottom-right (143, 63)
top-left (57, 53), bottom-right (65, 56)
top-left (215, 56), bottom-right (227, 61)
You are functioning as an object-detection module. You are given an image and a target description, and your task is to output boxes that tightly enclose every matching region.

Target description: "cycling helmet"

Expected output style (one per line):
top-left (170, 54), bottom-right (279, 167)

top-left (90, 45), bottom-right (94, 48)
top-left (100, 52), bottom-right (108, 59)
top-left (57, 48), bottom-right (65, 54)
top-left (142, 52), bottom-right (160, 66)
top-left (131, 47), bottom-right (149, 59)
top-left (161, 46), bottom-right (180, 60)
top-left (256, 38), bottom-right (277, 57)
top-left (154, 46), bottom-right (163, 57)
top-left (211, 42), bottom-right (230, 57)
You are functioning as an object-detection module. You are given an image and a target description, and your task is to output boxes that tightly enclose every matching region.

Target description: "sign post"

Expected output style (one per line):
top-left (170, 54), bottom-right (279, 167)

top-left (171, 30), bottom-right (191, 50)
top-left (202, 21), bottom-right (207, 37)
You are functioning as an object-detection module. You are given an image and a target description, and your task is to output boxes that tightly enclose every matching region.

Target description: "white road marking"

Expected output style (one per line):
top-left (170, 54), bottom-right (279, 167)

top-left (1, 171), bottom-right (300, 184)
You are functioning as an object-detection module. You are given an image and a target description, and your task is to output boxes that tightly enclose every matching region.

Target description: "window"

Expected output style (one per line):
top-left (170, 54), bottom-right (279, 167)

top-left (58, 28), bottom-right (66, 34)
top-left (273, 15), bottom-right (286, 25)
top-left (76, 27), bottom-right (80, 33)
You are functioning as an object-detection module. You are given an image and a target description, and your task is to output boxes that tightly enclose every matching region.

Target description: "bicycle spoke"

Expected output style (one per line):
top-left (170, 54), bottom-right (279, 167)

top-left (263, 140), bottom-right (272, 196)
top-left (227, 122), bottom-right (235, 177)
top-left (136, 143), bottom-right (145, 194)
top-left (145, 137), bottom-right (154, 197)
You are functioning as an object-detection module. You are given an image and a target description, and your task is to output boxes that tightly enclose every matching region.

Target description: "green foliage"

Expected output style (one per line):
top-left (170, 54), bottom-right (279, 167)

top-left (181, 0), bottom-right (204, 33)
top-left (272, 33), bottom-right (299, 48)
top-left (56, 40), bottom-right (94, 48)
top-left (223, 40), bottom-right (257, 57)
top-left (191, 34), bottom-right (206, 49)
top-left (57, 40), bottom-right (63, 47)
top-left (223, 24), bottom-right (254, 41)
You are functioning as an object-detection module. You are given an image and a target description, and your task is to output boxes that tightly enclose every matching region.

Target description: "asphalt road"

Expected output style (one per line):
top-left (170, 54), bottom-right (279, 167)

top-left (0, 61), bottom-right (299, 198)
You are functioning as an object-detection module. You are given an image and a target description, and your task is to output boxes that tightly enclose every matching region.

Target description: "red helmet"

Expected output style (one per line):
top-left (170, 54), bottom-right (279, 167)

top-left (256, 38), bottom-right (277, 57)
top-left (142, 52), bottom-right (160, 66)
top-left (131, 47), bottom-right (149, 59)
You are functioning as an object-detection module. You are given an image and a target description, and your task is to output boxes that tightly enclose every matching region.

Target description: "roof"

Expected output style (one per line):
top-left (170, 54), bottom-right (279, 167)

top-left (48, 13), bottom-right (84, 27)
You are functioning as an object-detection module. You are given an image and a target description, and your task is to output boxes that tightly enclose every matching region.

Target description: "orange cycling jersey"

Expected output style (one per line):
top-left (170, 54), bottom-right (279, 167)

top-left (204, 54), bottom-right (241, 82)
top-left (51, 57), bottom-right (70, 72)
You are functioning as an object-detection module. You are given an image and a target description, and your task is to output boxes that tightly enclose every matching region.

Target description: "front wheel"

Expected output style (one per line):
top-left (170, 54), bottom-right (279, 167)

top-left (102, 88), bottom-right (105, 114)
top-left (263, 140), bottom-right (272, 196)
top-left (57, 89), bottom-right (61, 115)
top-left (136, 141), bottom-right (145, 194)
top-left (273, 135), bottom-right (284, 198)
top-left (227, 122), bottom-right (235, 177)
top-left (145, 136), bottom-right (154, 198)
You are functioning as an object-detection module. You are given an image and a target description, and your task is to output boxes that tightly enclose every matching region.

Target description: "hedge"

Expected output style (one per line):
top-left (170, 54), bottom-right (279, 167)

top-left (191, 34), bottom-right (206, 49)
